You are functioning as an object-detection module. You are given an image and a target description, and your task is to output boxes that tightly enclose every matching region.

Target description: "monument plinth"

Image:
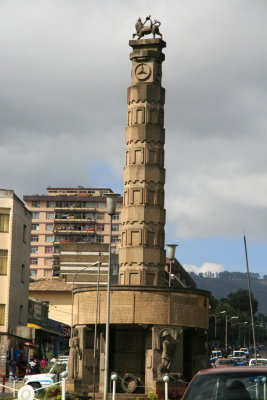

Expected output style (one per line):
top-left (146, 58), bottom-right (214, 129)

top-left (119, 38), bottom-right (166, 286)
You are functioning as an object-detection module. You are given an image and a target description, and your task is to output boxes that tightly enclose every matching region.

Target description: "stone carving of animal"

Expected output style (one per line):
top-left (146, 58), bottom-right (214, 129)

top-left (133, 17), bottom-right (162, 40)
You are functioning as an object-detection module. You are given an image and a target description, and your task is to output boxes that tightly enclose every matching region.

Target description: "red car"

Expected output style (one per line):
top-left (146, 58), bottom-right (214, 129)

top-left (181, 366), bottom-right (267, 400)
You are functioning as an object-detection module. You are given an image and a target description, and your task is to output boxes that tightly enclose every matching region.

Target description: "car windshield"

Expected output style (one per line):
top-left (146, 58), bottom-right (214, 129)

top-left (183, 371), bottom-right (267, 400)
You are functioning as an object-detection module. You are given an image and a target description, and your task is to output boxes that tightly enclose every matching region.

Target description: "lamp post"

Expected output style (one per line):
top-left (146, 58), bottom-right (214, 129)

top-left (225, 315), bottom-right (238, 353)
top-left (210, 311), bottom-right (226, 342)
top-left (71, 261), bottom-right (99, 339)
top-left (166, 244), bottom-right (178, 287)
top-left (93, 252), bottom-right (102, 400)
top-left (103, 193), bottom-right (119, 400)
top-left (243, 322), bottom-right (248, 347)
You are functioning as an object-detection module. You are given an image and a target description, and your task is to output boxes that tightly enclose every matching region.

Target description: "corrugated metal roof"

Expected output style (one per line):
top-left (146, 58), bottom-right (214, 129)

top-left (29, 278), bottom-right (71, 292)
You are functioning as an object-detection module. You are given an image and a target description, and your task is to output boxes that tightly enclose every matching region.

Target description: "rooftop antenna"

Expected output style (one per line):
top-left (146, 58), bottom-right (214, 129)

top-left (243, 235), bottom-right (258, 364)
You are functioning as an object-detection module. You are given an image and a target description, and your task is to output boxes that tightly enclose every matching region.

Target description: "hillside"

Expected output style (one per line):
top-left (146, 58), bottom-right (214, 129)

top-left (190, 273), bottom-right (267, 315)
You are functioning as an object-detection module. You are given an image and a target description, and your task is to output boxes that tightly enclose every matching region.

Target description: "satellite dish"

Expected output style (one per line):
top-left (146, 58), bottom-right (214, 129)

top-left (18, 385), bottom-right (35, 400)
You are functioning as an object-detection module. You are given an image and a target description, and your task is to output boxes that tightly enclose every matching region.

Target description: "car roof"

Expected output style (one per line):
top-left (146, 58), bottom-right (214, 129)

top-left (196, 366), bottom-right (267, 375)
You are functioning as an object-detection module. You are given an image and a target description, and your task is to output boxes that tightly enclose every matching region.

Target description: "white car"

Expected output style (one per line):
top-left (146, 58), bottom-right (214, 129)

top-left (249, 358), bottom-right (267, 366)
top-left (24, 357), bottom-right (68, 390)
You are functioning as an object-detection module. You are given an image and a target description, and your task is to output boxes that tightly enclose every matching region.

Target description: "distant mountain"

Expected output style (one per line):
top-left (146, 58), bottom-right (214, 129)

top-left (190, 272), bottom-right (267, 315)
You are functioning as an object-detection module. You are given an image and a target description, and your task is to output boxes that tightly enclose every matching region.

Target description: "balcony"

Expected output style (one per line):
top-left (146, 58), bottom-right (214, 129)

top-left (54, 227), bottom-right (95, 234)
top-left (54, 207), bottom-right (96, 212)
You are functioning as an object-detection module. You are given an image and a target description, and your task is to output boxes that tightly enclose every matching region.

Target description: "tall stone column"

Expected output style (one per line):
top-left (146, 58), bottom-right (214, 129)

top-left (119, 39), bottom-right (166, 286)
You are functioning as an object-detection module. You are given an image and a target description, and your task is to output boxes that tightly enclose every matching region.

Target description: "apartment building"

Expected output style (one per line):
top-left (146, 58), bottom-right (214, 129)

top-left (0, 189), bottom-right (32, 374)
top-left (23, 187), bottom-right (122, 279)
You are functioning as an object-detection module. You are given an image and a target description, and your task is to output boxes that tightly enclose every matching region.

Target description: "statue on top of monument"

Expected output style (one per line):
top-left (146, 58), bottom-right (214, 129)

top-left (133, 15), bottom-right (162, 40)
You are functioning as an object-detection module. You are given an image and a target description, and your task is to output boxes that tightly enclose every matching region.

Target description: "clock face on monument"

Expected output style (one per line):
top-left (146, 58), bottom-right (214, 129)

top-left (135, 63), bottom-right (151, 81)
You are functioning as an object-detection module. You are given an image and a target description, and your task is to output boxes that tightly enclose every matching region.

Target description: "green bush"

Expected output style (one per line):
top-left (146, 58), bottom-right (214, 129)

top-left (147, 392), bottom-right (158, 400)
top-left (35, 386), bottom-right (83, 400)
top-left (43, 384), bottom-right (61, 399)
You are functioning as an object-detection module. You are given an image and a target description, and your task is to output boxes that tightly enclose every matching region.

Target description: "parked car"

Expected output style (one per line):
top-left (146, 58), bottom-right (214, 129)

top-left (210, 350), bottom-right (223, 364)
top-left (249, 358), bottom-right (267, 366)
top-left (240, 347), bottom-right (249, 358)
top-left (214, 358), bottom-right (233, 368)
top-left (230, 356), bottom-right (248, 366)
top-left (24, 357), bottom-right (68, 390)
top-left (232, 350), bottom-right (246, 358)
top-left (181, 366), bottom-right (267, 400)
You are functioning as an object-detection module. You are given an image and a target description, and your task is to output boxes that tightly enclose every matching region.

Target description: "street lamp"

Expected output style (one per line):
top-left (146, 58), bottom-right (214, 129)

top-left (103, 193), bottom-right (120, 400)
top-left (225, 315), bottom-right (238, 352)
top-left (243, 322), bottom-right (248, 347)
top-left (93, 252), bottom-right (103, 400)
top-left (70, 261), bottom-right (99, 339)
top-left (166, 244), bottom-right (178, 287)
top-left (210, 311), bottom-right (226, 342)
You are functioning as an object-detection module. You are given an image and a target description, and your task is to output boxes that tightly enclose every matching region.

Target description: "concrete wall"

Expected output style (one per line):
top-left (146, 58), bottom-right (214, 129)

top-left (29, 290), bottom-right (72, 326)
top-left (0, 190), bottom-right (31, 333)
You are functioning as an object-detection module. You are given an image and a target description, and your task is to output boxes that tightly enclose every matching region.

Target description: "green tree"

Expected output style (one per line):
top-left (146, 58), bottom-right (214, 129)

top-left (225, 289), bottom-right (258, 315)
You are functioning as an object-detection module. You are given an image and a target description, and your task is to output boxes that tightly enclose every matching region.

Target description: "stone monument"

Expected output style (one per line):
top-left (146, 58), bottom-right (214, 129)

top-left (68, 18), bottom-right (210, 397)
top-left (119, 30), bottom-right (166, 287)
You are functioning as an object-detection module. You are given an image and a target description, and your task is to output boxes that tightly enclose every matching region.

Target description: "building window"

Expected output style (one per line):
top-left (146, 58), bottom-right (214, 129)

top-left (0, 250), bottom-right (8, 275)
top-left (23, 224), bottom-right (27, 243)
top-left (112, 213), bottom-right (120, 220)
top-left (44, 269), bottom-right (52, 277)
top-left (111, 236), bottom-right (120, 243)
top-left (46, 212), bottom-right (55, 220)
top-left (19, 305), bottom-right (23, 324)
top-left (96, 236), bottom-right (104, 243)
top-left (46, 201), bottom-right (53, 208)
top-left (45, 235), bottom-right (54, 242)
top-left (0, 305), bottom-right (5, 325)
top-left (45, 246), bottom-right (53, 254)
top-left (97, 202), bottom-right (106, 209)
top-left (111, 224), bottom-right (119, 232)
top-left (0, 214), bottom-right (9, 232)
top-left (31, 235), bottom-right (39, 242)
top-left (31, 246), bottom-right (38, 254)
top-left (112, 264), bottom-right (119, 275)
top-left (30, 258), bottom-right (38, 265)
top-left (96, 213), bottom-right (104, 220)
top-left (46, 224), bottom-right (54, 231)
top-left (44, 258), bottom-right (53, 266)
top-left (21, 264), bottom-right (25, 283)
top-left (96, 224), bottom-right (104, 231)
top-left (32, 201), bottom-right (40, 208)
top-left (32, 224), bottom-right (39, 231)
top-left (32, 212), bottom-right (39, 219)
top-left (30, 270), bottom-right (37, 277)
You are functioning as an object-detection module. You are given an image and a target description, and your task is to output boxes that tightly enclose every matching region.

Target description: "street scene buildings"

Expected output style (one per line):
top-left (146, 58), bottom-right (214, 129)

top-left (0, 190), bottom-right (32, 375)
top-left (23, 187), bottom-right (122, 279)
top-left (3, 14), bottom-right (265, 400)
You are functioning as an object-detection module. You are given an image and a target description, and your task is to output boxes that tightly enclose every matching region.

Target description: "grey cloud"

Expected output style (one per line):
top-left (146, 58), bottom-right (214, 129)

top-left (1, 0), bottom-right (267, 243)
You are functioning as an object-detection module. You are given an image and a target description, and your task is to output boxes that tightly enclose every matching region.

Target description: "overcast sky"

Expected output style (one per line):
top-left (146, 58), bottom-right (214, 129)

top-left (1, 0), bottom-right (267, 276)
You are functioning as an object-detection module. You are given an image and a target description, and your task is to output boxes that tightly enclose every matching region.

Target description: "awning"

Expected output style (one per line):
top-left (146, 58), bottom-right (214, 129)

top-left (22, 341), bottom-right (39, 348)
top-left (27, 323), bottom-right (61, 336)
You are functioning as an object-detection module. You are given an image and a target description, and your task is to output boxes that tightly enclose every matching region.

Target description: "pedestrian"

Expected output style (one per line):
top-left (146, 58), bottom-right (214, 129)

top-left (40, 357), bottom-right (48, 369)
top-left (9, 360), bottom-right (17, 381)
top-left (32, 359), bottom-right (40, 374)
